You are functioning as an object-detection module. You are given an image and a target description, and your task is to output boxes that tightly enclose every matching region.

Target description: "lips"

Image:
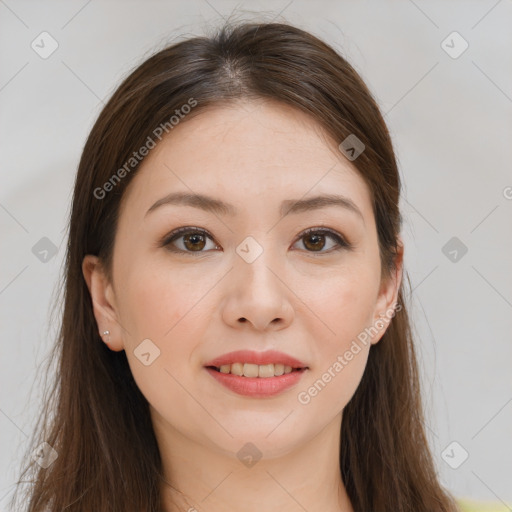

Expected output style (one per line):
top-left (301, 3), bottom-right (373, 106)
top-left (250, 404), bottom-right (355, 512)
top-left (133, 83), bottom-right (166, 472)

top-left (204, 349), bottom-right (308, 369)
top-left (205, 366), bottom-right (308, 397)
top-left (203, 350), bottom-right (309, 397)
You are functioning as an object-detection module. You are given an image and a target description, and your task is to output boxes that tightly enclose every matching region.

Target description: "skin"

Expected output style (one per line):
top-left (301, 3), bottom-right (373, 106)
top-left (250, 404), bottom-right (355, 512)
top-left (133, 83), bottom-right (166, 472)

top-left (83, 99), bottom-right (403, 512)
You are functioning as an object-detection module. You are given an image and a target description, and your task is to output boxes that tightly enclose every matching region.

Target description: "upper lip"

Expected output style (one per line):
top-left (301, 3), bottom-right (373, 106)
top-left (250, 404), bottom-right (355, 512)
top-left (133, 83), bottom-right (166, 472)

top-left (204, 350), bottom-right (308, 369)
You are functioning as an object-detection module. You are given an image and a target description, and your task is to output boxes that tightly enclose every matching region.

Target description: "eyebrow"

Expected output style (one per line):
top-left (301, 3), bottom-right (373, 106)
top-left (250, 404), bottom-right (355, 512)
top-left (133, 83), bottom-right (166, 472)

top-left (145, 192), bottom-right (365, 223)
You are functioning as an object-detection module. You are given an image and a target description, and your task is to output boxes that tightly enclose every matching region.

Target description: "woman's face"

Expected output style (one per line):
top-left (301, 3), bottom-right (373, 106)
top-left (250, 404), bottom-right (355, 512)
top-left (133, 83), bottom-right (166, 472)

top-left (84, 99), bottom-right (401, 460)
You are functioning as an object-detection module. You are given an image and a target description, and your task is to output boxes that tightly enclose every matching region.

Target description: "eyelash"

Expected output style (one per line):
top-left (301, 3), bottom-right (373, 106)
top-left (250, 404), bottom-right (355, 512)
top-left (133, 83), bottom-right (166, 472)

top-left (160, 226), bottom-right (352, 255)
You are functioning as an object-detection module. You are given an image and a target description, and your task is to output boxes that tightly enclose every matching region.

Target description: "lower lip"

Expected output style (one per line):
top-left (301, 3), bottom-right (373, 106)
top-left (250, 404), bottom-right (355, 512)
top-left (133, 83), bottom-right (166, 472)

top-left (205, 367), bottom-right (307, 397)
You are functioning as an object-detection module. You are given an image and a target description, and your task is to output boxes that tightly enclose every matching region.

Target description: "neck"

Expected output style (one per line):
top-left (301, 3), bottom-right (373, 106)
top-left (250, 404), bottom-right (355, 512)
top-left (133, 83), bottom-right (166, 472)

top-left (153, 409), bottom-right (354, 512)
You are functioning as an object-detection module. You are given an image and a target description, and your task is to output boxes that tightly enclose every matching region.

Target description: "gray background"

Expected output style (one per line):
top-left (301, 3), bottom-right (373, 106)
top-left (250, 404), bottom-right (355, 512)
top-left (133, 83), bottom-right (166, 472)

top-left (1, 0), bottom-right (511, 508)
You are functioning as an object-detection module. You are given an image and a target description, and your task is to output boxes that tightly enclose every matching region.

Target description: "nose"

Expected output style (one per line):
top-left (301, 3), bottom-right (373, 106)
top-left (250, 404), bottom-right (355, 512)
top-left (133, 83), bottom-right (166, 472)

top-left (221, 249), bottom-right (294, 332)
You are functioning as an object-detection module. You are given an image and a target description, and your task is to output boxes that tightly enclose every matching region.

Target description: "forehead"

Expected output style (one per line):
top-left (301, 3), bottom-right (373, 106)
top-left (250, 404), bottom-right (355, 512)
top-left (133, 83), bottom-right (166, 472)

top-left (119, 99), bottom-right (373, 223)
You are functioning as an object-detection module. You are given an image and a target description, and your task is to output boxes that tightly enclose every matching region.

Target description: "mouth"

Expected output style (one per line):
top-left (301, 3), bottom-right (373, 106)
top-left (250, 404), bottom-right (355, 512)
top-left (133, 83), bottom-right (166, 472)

top-left (205, 363), bottom-right (308, 378)
top-left (203, 350), bottom-right (309, 396)
top-left (204, 363), bottom-right (309, 397)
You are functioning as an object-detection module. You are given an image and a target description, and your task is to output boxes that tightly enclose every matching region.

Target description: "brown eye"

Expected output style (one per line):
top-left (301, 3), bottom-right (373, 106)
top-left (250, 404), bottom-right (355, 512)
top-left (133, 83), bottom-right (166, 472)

top-left (302, 232), bottom-right (327, 251)
top-left (293, 228), bottom-right (350, 254)
top-left (162, 228), bottom-right (219, 254)
top-left (182, 232), bottom-right (206, 251)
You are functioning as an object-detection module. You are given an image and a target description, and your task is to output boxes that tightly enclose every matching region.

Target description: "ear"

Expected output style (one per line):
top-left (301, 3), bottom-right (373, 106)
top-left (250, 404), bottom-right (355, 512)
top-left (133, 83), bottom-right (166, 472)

top-left (82, 254), bottom-right (125, 352)
top-left (370, 235), bottom-right (404, 345)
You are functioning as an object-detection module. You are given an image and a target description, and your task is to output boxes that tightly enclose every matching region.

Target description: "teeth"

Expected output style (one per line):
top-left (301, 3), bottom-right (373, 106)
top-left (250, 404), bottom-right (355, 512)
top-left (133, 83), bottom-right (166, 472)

top-left (243, 363), bottom-right (259, 378)
top-left (258, 364), bottom-right (274, 378)
top-left (231, 362), bottom-right (244, 376)
top-left (214, 363), bottom-right (298, 377)
top-left (274, 364), bottom-right (285, 376)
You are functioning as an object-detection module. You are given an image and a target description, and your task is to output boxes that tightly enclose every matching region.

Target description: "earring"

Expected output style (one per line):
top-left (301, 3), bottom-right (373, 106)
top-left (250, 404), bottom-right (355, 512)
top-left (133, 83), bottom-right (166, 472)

top-left (101, 330), bottom-right (110, 343)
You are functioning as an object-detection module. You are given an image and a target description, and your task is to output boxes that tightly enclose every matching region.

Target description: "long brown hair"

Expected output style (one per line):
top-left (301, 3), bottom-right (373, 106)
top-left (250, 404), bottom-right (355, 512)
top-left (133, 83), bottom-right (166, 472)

top-left (13, 21), bottom-right (459, 512)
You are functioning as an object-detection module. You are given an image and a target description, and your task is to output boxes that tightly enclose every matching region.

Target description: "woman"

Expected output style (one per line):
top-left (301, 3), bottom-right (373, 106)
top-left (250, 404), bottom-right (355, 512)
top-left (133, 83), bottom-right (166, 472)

top-left (15, 21), bottom-right (460, 512)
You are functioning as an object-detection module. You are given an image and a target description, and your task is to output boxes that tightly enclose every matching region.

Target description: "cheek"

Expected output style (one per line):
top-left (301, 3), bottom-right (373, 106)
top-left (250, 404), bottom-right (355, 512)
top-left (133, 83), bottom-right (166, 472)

top-left (297, 265), bottom-right (379, 348)
top-left (294, 267), bottom-right (377, 411)
top-left (299, 348), bottom-right (370, 415)
top-left (117, 258), bottom-right (214, 343)
top-left (297, 319), bottom-right (371, 417)
top-left (117, 269), bottom-right (201, 424)
top-left (115, 259), bottom-right (216, 398)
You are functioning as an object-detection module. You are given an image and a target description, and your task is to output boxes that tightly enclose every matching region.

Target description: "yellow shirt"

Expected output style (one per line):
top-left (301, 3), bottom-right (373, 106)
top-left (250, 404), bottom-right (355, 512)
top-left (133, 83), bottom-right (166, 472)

top-left (457, 499), bottom-right (510, 512)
